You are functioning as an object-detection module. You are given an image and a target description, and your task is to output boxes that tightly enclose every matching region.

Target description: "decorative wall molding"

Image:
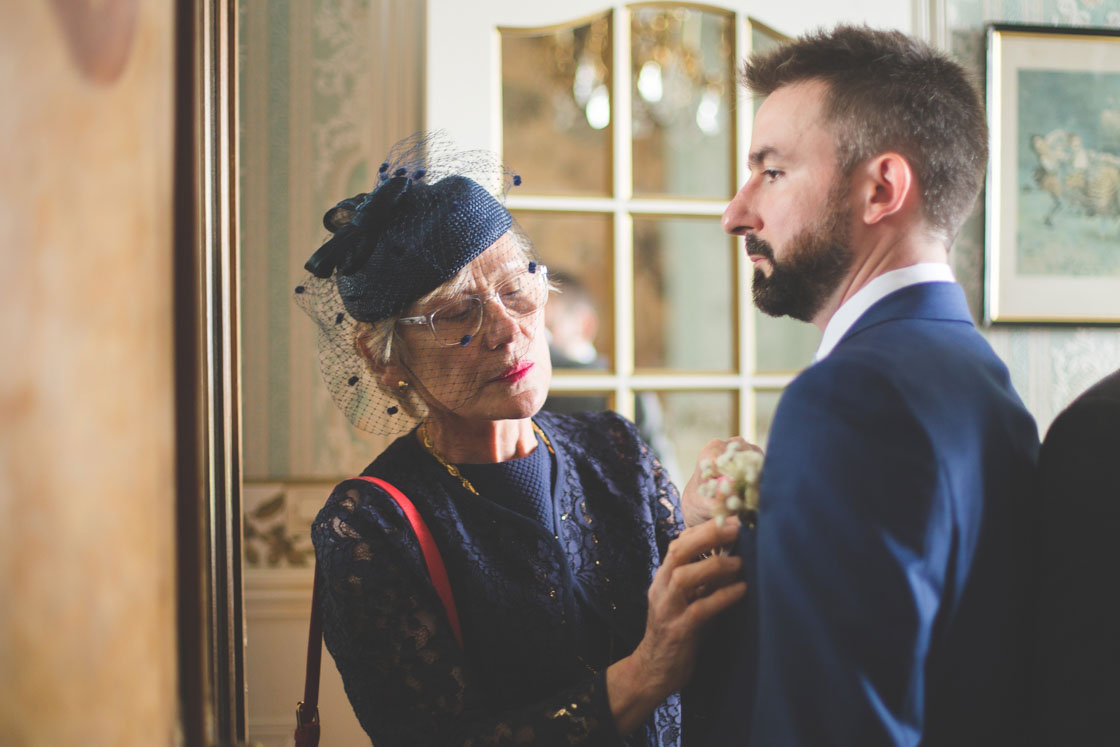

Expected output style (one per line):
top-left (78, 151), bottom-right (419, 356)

top-left (244, 554), bottom-right (367, 744)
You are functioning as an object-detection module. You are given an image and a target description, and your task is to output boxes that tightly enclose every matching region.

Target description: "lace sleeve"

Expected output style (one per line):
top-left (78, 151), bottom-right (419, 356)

top-left (604, 412), bottom-right (682, 560)
top-left (648, 449), bottom-right (682, 560)
top-left (312, 483), bottom-right (626, 747)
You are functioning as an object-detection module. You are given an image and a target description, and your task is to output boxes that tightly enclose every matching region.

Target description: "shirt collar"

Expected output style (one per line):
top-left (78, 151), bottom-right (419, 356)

top-left (815, 263), bottom-right (955, 361)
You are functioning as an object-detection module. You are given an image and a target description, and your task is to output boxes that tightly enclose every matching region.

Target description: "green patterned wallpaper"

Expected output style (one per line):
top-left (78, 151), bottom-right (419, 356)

top-left (240, 0), bottom-right (419, 481)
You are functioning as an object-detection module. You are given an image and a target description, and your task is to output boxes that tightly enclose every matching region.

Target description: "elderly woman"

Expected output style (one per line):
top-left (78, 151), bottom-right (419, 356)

top-left (295, 134), bottom-right (744, 747)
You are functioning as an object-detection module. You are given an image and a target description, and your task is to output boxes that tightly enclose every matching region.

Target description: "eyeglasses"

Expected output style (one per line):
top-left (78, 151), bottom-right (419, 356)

top-left (397, 265), bottom-right (549, 347)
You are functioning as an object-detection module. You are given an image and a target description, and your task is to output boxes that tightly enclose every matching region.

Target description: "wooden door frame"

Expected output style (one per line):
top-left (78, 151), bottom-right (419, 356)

top-left (175, 0), bottom-right (245, 743)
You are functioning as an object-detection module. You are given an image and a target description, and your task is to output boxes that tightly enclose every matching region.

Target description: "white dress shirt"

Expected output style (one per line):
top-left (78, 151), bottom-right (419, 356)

top-left (814, 263), bottom-right (956, 361)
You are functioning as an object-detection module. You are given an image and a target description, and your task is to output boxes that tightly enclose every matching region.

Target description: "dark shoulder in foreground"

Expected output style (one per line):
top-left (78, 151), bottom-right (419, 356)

top-left (1065, 369), bottom-right (1120, 410)
top-left (1042, 368), bottom-right (1120, 455)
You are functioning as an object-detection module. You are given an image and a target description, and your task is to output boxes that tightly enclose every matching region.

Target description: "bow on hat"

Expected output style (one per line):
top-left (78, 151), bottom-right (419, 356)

top-left (303, 173), bottom-right (513, 323)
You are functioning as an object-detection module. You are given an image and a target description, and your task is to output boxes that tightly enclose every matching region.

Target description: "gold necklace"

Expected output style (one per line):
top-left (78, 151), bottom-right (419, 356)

top-left (419, 420), bottom-right (554, 495)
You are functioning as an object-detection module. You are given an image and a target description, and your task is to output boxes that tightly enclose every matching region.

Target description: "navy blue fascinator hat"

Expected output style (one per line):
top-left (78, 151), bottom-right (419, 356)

top-left (293, 132), bottom-right (529, 436)
top-left (305, 172), bottom-right (513, 322)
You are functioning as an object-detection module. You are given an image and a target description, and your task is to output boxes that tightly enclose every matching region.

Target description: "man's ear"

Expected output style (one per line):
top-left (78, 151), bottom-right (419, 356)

top-left (856, 152), bottom-right (914, 226)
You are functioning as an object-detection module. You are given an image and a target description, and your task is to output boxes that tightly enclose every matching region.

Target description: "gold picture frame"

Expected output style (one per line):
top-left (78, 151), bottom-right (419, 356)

top-left (985, 23), bottom-right (1120, 323)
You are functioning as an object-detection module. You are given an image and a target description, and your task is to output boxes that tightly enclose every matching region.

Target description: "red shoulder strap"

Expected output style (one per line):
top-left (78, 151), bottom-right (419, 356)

top-left (352, 476), bottom-right (463, 648)
top-left (297, 476), bottom-right (463, 746)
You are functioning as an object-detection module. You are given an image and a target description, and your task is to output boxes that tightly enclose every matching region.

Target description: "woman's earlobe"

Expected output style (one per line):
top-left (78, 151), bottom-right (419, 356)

top-left (376, 356), bottom-right (409, 392)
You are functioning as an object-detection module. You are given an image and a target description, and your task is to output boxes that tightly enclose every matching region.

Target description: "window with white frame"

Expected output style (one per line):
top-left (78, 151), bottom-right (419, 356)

top-left (427, 1), bottom-right (914, 484)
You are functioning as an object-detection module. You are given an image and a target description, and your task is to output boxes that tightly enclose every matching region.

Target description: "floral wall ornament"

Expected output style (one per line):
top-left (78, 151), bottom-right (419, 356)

top-left (243, 490), bottom-right (315, 568)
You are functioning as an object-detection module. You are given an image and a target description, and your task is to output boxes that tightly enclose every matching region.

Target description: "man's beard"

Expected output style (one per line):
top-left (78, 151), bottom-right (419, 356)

top-left (748, 194), bottom-right (854, 322)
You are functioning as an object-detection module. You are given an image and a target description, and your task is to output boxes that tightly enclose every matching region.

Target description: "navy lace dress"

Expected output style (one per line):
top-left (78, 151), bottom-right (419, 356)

top-left (312, 410), bottom-right (682, 746)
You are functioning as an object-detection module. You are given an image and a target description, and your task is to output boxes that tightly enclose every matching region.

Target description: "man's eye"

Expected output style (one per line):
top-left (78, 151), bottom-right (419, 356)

top-left (763, 169), bottom-right (782, 181)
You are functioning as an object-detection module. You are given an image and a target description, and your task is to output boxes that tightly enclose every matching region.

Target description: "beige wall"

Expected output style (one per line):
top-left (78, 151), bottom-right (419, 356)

top-left (0, 2), bottom-right (179, 745)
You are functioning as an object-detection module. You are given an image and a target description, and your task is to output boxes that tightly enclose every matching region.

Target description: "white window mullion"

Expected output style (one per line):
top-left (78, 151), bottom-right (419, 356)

top-left (612, 4), bottom-right (635, 420)
top-left (736, 12), bottom-right (756, 439)
top-left (489, 22), bottom-right (502, 154)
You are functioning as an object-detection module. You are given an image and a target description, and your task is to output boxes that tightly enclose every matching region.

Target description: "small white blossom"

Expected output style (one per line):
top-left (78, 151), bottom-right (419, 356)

top-left (702, 441), bottom-right (764, 528)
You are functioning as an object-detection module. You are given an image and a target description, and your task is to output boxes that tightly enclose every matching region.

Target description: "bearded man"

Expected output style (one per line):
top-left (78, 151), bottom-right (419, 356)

top-left (682, 25), bottom-right (1039, 747)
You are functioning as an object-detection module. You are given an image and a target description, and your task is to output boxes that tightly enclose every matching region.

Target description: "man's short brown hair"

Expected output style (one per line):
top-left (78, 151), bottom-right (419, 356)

top-left (745, 25), bottom-right (988, 242)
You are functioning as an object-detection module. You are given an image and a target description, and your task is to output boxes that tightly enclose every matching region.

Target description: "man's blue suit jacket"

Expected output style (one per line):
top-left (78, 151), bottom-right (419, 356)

top-left (685, 281), bottom-right (1039, 746)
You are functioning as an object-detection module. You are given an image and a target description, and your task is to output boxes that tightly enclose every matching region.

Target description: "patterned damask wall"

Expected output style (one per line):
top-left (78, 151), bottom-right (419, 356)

top-left (240, 0), bottom-right (423, 485)
top-left (943, 0), bottom-right (1120, 433)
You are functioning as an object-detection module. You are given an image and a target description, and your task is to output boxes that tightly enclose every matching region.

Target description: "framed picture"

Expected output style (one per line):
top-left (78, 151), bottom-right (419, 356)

top-left (985, 24), bottom-right (1120, 323)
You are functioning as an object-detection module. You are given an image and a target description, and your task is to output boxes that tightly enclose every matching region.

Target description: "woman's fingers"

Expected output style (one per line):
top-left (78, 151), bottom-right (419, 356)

top-left (686, 580), bottom-right (748, 623)
top-left (661, 517), bottom-right (740, 572)
top-left (681, 439), bottom-right (733, 527)
top-left (633, 520), bottom-right (749, 696)
top-left (650, 518), bottom-right (746, 624)
top-left (682, 438), bottom-right (762, 527)
top-left (666, 552), bottom-right (743, 610)
top-left (670, 550), bottom-right (742, 591)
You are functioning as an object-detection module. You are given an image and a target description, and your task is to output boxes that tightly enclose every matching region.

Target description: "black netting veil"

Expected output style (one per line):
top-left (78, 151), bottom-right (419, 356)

top-left (294, 132), bottom-right (547, 436)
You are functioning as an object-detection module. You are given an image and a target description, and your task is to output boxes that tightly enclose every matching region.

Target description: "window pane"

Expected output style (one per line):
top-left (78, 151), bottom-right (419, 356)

top-left (514, 210), bottom-right (614, 371)
top-left (634, 390), bottom-right (737, 490)
top-left (501, 14), bottom-right (613, 196)
top-left (753, 389), bottom-right (783, 449)
top-left (631, 6), bottom-right (734, 198)
top-left (754, 313), bottom-right (820, 372)
top-left (634, 216), bottom-right (735, 371)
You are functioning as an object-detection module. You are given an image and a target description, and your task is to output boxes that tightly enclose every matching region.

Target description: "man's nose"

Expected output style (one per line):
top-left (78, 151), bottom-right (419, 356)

top-left (722, 179), bottom-right (758, 236)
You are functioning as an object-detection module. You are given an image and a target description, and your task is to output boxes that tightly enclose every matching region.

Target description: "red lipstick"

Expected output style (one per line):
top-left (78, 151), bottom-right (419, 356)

top-left (497, 361), bottom-right (533, 383)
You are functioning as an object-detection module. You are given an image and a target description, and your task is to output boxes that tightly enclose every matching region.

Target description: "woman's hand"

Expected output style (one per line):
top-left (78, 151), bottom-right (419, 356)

top-left (681, 437), bottom-right (763, 527)
top-left (606, 517), bottom-right (748, 735)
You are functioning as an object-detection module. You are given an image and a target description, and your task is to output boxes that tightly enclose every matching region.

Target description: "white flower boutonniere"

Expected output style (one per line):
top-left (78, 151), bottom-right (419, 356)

top-left (698, 441), bottom-right (763, 530)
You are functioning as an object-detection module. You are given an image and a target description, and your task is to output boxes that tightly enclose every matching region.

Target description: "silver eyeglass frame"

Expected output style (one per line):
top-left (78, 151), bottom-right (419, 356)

top-left (396, 264), bottom-right (549, 347)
